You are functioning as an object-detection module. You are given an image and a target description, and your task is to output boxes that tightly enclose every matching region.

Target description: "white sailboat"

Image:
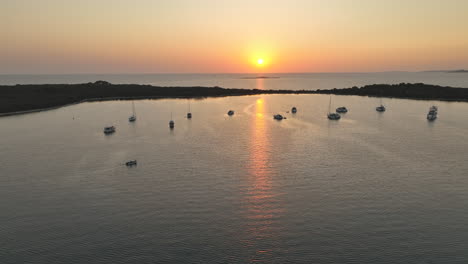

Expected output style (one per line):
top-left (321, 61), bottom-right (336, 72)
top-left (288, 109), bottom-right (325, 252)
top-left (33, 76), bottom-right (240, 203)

top-left (129, 101), bottom-right (137, 122)
top-left (187, 100), bottom-right (192, 119)
top-left (327, 95), bottom-right (341, 120)
top-left (376, 97), bottom-right (386, 112)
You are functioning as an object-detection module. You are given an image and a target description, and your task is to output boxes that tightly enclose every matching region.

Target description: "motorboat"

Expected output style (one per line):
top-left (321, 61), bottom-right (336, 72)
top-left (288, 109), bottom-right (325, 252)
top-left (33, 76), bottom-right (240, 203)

top-left (376, 105), bottom-right (386, 112)
top-left (327, 113), bottom-right (341, 120)
top-left (227, 110), bottom-right (235, 116)
top-left (126, 160), bottom-right (137, 166)
top-left (427, 106), bottom-right (438, 121)
top-left (169, 120), bottom-right (175, 128)
top-left (291, 107), bottom-right (297, 113)
top-left (187, 112), bottom-right (192, 119)
top-left (104, 126), bottom-right (116, 134)
top-left (336, 107), bottom-right (348, 113)
top-left (273, 114), bottom-right (284, 120)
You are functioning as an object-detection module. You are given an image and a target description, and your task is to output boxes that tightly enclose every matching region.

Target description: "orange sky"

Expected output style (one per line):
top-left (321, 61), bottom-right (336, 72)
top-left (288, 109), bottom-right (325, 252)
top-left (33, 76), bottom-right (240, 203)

top-left (2, 0), bottom-right (468, 74)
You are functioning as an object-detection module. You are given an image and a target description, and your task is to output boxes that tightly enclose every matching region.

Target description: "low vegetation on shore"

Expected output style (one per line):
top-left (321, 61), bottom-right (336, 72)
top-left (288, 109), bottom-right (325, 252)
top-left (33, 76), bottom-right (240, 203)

top-left (1, 81), bottom-right (467, 115)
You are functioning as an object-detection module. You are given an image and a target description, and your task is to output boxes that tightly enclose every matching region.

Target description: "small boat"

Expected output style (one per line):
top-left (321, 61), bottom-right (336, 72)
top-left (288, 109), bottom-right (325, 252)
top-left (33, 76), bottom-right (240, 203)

top-left (187, 100), bottom-right (192, 119)
top-left (227, 110), bottom-right (235, 116)
top-left (336, 107), bottom-right (348, 113)
top-left (104, 126), bottom-right (116, 134)
top-left (126, 160), bottom-right (137, 166)
top-left (273, 114), bottom-right (284, 120)
top-left (427, 113), bottom-right (437, 121)
top-left (128, 101), bottom-right (137, 122)
top-left (427, 106), bottom-right (438, 121)
top-left (291, 107), bottom-right (297, 113)
top-left (376, 105), bottom-right (386, 112)
top-left (327, 96), bottom-right (341, 120)
top-left (327, 113), bottom-right (341, 120)
top-left (169, 112), bottom-right (175, 128)
top-left (376, 97), bottom-right (386, 112)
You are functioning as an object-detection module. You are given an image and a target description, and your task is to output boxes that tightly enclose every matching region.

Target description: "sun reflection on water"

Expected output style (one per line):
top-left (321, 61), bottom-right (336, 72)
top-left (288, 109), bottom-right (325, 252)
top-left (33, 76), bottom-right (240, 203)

top-left (242, 98), bottom-right (284, 262)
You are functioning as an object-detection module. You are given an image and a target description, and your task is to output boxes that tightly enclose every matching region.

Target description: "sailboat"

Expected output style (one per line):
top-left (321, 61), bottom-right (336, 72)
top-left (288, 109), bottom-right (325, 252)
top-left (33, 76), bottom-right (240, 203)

top-left (129, 101), bottom-right (137, 122)
top-left (376, 97), bottom-right (386, 112)
top-left (327, 95), bottom-right (341, 120)
top-left (169, 112), bottom-right (175, 129)
top-left (187, 100), bottom-right (192, 119)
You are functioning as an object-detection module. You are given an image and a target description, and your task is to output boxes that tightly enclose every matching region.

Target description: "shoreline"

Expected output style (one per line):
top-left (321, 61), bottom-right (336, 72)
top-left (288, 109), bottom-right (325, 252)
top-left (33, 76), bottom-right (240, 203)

top-left (2, 81), bottom-right (468, 117)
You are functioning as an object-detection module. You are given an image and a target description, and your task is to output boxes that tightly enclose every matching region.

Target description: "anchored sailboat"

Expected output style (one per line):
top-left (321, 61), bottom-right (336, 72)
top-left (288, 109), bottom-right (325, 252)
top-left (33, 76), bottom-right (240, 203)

top-left (169, 112), bottom-right (175, 129)
top-left (187, 100), bottom-right (192, 119)
top-left (327, 95), bottom-right (341, 120)
top-left (376, 97), bottom-right (386, 112)
top-left (129, 101), bottom-right (137, 122)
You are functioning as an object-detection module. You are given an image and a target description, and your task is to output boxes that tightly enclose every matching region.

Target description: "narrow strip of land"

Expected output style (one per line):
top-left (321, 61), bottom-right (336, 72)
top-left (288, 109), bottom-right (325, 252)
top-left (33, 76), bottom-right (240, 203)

top-left (1, 81), bottom-right (468, 115)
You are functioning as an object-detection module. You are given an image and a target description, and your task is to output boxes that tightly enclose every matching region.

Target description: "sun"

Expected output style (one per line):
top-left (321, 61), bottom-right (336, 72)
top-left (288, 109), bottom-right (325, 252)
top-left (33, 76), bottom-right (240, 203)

top-left (257, 58), bottom-right (264, 65)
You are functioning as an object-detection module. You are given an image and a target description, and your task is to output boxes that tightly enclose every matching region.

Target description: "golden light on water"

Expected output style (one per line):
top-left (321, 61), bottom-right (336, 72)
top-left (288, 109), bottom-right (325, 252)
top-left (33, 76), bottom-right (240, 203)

top-left (242, 97), bottom-right (284, 261)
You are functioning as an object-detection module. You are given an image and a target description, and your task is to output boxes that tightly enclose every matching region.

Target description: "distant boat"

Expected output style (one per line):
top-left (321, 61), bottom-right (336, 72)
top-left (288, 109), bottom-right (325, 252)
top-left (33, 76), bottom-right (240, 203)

top-left (187, 100), bottom-right (192, 119)
top-left (327, 96), bottom-right (341, 120)
top-left (376, 105), bottom-right (386, 112)
top-left (336, 106), bottom-right (348, 113)
top-left (169, 112), bottom-right (175, 128)
top-left (291, 107), bottom-right (297, 113)
top-left (376, 97), bottom-right (386, 112)
top-left (129, 101), bottom-right (137, 122)
top-left (227, 110), bottom-right (235, 116)
top-left (273, 114), bottom-right (284, 120)
top-left (104, 126), bottom-right (116, 134)
top-left (427, 105), bottom-right (438, 121)
top-left (126, 160), bottom-right (137, 167)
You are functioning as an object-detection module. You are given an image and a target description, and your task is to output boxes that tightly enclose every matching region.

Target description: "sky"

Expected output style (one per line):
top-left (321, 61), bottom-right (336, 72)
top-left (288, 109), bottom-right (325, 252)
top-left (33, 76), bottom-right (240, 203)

top-left (1, 0), bottom-right (468, 74)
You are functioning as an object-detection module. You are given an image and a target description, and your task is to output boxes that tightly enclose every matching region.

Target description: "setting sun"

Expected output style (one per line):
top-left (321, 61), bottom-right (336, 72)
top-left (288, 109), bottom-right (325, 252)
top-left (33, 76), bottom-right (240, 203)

top-left (257, 58), bottom-right (264, 65)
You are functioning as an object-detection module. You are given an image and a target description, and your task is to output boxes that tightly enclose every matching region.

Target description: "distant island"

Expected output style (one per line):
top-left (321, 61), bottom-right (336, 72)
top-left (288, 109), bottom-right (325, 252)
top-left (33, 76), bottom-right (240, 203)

top-left (1, 81), bottom-right (468, 116)
top-left (240, 76), bottom-right (280, 79)
top-left (423, 69), bottom-right (468, 73)
top-left (447, 69), bottom-right (468, 73)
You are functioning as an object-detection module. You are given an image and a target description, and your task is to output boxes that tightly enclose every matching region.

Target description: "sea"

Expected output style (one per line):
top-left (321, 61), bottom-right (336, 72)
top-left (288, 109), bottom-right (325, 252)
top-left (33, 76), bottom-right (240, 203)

top-left (1, 72), bottom-right (468, 89)
top-left (1, 73), bottom-right (468, 263)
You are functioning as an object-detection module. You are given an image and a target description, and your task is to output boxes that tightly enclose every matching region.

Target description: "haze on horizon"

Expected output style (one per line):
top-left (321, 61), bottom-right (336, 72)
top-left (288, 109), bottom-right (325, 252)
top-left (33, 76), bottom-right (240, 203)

top-left (1, 0), bottom-right (468, 74)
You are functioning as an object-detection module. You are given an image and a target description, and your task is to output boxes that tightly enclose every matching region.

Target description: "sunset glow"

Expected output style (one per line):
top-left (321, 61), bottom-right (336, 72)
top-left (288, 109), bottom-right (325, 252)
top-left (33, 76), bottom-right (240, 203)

top-left (2, 0), bottom-right (468, 74)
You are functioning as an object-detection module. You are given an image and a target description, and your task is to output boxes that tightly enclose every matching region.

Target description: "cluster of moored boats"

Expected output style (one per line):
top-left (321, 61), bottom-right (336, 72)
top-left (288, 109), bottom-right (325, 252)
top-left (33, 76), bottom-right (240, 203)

top-left (102, 98), bottom-right (439, 166)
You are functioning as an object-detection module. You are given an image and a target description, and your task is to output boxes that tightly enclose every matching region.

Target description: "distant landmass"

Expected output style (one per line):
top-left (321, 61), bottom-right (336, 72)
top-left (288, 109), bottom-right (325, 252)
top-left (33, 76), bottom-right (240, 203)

top-left (240, 76), bottom-right (280, 79)
top-left (423, 69), bottom-right (468, 73)
top-left (314, 83), bottom-right (468, 101)
top-left (1, 81), bottom-right (468, 116)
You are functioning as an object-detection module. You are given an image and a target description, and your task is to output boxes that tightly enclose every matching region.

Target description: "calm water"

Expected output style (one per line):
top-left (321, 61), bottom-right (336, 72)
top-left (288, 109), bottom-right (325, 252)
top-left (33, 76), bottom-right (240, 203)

top-left (2, 72), bottom-right (468, 90)
top-left (1, 94), bottom-right (468, 263)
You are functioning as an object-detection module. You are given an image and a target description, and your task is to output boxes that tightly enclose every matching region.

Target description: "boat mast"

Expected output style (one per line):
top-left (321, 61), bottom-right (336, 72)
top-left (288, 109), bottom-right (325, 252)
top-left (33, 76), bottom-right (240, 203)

top-left (132, 101), bottom-right (136, 116)
top-left (328, 95), bottom-right (332, 114)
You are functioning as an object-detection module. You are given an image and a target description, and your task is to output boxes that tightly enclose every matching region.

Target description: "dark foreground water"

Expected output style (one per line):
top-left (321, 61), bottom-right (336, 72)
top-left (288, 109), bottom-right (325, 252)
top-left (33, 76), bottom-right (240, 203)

top-left (1, 94), bottom-right (468, 263)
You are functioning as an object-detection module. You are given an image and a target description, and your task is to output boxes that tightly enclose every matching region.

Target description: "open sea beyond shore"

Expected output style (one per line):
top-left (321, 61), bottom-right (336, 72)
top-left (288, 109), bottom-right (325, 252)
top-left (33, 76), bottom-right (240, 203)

top-left (2, 91), bottom-right (468, 263)
top-left (2, 72), bottom-right (468, 89)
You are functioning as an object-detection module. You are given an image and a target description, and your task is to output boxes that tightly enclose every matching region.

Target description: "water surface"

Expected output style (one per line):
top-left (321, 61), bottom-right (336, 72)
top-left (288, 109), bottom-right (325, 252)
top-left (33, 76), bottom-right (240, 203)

top-left (1, 95), bottom-right (468, 263)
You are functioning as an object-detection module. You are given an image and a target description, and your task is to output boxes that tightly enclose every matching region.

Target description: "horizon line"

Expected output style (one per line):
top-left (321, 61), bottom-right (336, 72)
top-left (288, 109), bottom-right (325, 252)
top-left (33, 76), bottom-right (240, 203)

top-left (1, 70), bottom-right (466, 76)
